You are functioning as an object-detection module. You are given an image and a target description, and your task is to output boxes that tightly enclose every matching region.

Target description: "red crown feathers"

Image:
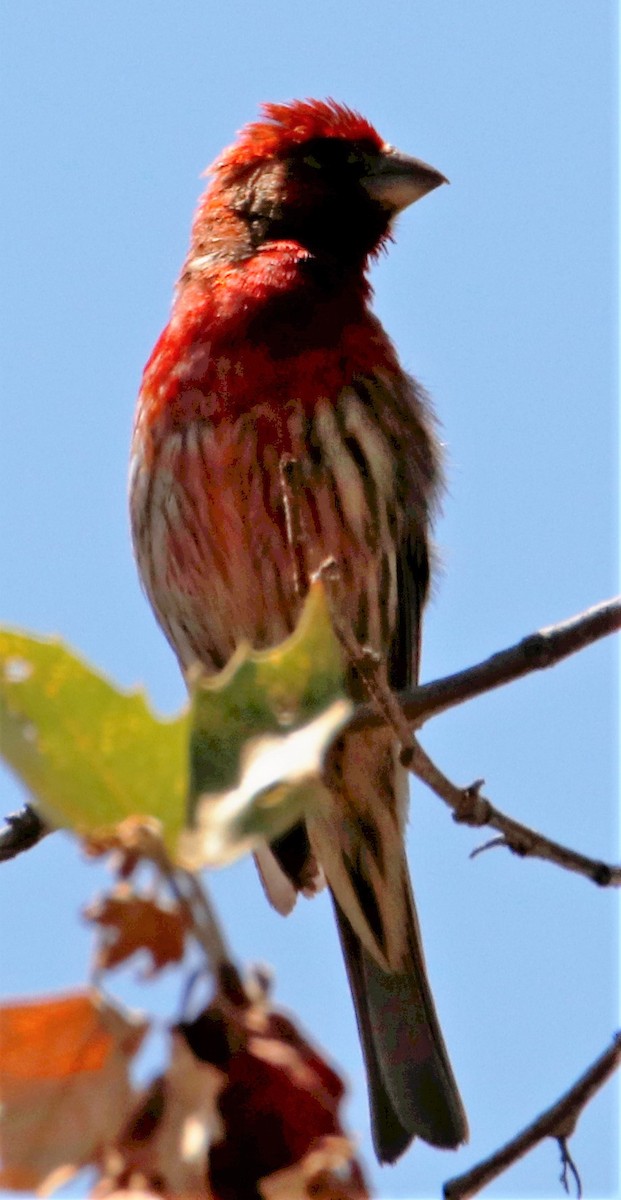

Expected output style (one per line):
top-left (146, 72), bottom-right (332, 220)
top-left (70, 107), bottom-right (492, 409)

top-left (210, 99), bottom-right (384, 178)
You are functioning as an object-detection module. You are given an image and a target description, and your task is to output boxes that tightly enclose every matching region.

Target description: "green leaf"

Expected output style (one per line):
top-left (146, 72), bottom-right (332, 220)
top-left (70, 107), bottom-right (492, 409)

top-left (0, 582), bottom-right (352, 868)
top-left (181, 581), bottom-right (352, 867)
top-left (0, 631), bottom-right (187, 847)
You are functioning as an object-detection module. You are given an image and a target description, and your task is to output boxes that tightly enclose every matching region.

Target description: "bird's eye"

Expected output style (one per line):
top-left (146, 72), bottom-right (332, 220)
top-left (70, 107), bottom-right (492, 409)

top-left (303, 154), bottom-right (321, 169)
top-left (346, 150), bottom-right (360, 165)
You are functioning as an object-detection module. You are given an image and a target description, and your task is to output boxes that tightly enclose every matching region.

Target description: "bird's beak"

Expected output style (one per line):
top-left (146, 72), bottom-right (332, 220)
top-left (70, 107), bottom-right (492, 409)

top-left (363, 147), bottom-right (448, 213)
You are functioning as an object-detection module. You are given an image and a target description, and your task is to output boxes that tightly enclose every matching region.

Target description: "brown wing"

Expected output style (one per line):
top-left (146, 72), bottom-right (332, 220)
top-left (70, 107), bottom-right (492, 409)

top-left (388, 529), bottom-right (430, 692)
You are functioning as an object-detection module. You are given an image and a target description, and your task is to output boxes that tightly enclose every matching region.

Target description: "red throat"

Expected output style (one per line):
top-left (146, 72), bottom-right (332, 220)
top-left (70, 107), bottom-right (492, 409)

top-left (138, 258), bottom-right (399, 443)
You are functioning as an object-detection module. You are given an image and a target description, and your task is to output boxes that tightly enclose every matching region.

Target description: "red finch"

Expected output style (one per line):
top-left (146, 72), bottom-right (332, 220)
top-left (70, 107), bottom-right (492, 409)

top-left (130, 99), bottom-right (467, 1163)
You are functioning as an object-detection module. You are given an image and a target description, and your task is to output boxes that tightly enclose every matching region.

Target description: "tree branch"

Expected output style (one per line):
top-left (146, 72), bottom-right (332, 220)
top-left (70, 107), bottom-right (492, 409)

top-left (443, 1031), bottom-right (621, 1199)
top-left (349, 595), bottom-right (621, 732)
top-left (0, 804), bottom-right (49, 862)
top-left (323, 584), bottom-right (621, 887)
top-left (409, 741), bottom-right (621, 886)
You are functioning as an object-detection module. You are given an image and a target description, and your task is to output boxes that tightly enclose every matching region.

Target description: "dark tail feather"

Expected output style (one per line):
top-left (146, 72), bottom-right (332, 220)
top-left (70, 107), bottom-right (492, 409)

top-left (332, 883), bottom-right (468, 1163)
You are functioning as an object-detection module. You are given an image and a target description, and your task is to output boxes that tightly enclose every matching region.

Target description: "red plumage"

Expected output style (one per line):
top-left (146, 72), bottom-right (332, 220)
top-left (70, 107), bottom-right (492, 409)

top-left (212, 99), bottom-right (384, 176)
top-left (130, 99), bottom-right (467, 1162)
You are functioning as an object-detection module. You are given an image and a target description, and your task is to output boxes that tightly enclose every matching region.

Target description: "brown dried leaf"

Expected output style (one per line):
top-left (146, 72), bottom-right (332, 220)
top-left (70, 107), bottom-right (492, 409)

top-left (0, 989), bottom-right (147, 1192)
top-left (96, 1032), bottom-right (224, 1199)
top-left (260, 1136), bottom-right (369, 1200)
top-left (180, 988), bottom-right (369, 1199)
top-left (85, 889), bottom-right (189, 976)
top-left (83, 817), bottom-right (169, 874)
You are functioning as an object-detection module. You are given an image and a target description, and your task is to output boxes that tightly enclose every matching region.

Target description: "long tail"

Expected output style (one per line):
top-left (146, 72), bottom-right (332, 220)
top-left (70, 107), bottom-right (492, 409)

top-left (258, 725), bottom-right (468, 1162)
top-left (332, 867), bottom-right (467, 1162)
top-left (310, 728), bottom-right (468, 1163)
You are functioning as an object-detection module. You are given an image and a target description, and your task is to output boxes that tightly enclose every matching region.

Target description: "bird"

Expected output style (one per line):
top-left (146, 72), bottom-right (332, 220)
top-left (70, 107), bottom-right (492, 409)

top-left (129, 98), bottom-right (467, 1164)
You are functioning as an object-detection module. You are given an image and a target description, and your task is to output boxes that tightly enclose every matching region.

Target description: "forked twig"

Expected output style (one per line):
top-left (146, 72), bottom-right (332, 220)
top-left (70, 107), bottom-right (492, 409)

top-left (409, 741), bottom-right (621, 886)
top-left (315, 557), bottom-right (621, 887)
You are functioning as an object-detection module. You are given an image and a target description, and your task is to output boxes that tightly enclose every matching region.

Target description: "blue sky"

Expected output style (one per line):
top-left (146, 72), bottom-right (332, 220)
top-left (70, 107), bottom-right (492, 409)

top-left (0, 3), bottom-right (618, 1197)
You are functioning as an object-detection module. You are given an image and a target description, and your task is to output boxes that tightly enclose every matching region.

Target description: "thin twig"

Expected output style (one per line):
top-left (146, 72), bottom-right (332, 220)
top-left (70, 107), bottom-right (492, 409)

top-left (558, 1137), bottom-right (582, 1199)
top-left (409, 741), bottom-right (621, 886)
top-left (323, 575), bottom-right (417, 753)
top-left (340, 594), bottom-right (621, 886)
top-left (165, 864), bottom-right (235, 975)
top-left (331, 605), bottom-right (621, 887)
top-left (443, 1031), bottom-right (621, 1199)
top-left (325, 575), bottom-right (621, 887)
top-left (349, 595), bottom-right (621, 733)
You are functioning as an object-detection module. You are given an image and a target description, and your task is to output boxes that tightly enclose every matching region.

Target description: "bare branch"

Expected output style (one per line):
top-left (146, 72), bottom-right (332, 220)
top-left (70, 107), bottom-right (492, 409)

top-left (333, 594), bottom-right (620, 886)
top-left (443, 1031), bottom-right (621, 1199)
top-left (326, 588), bottom-right (621, 887)
top-left (0, 804), bottom-right (49, 862)
top-left (350, 595), bottom-right (621, 733)
top-left (409, 741), bottom-right (621, 886)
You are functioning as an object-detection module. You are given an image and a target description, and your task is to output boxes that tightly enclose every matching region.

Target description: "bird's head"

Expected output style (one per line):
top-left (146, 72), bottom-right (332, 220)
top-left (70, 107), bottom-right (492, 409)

top-left (189, 99), bottom-right (447, 272)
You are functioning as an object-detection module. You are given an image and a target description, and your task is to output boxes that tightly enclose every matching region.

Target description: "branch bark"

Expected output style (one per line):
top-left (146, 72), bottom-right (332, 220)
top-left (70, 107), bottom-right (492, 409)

top-left (409, 740), bottom-right (621, 887)
top-left (339, 595), bottom-right (621, 885)
top-left (349, 595), bottom-right (621, 732)
top-left (443, 1031), bottom-right (621, 1199)
top-left (0, 804), bottom-right (49, 862)
top-left (327, 592), bottom-right (621, 888)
